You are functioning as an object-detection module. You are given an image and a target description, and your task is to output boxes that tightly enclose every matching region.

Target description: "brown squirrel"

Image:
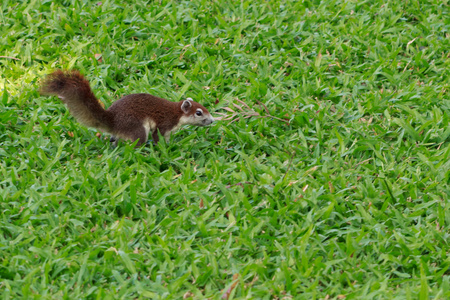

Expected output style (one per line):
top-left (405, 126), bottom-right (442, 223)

top-left (40, 70), bottom-right (214, 146)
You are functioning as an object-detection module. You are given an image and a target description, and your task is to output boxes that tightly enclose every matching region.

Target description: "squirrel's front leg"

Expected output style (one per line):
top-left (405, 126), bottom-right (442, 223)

top-left (110, 136), bottom-right (118, 147)
top-left (151, 130), bottom-right (160, 144)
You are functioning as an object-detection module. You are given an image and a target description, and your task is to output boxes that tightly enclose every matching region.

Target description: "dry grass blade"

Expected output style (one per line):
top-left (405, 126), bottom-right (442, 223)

top-left (235, 98), bottom-right (251, 109)
top-left (219, 100), bottom-right (289, 124)
top-left (231, 103), bottom-right (244, 111)
top-left (221, 107), bottom-right (236, 113)
top-left (222, 274), bottom-right (239, 300)
top-left (0, 56), bottom-right (20, 60)
top-left (257, 100), bottom-right (270, 114)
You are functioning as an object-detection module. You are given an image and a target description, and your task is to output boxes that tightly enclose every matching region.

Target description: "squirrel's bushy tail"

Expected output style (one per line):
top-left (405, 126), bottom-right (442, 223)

top-left (40, 70), bottom-right (114, 132)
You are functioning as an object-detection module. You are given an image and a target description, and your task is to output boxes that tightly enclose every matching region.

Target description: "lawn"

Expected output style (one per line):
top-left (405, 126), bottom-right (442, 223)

top-left (1, 0), bottom-right (449, 298)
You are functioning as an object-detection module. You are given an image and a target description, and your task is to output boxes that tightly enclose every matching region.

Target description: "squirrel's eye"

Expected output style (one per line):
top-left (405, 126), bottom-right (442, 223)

top-left (196, 110), bottom-right (203, 116)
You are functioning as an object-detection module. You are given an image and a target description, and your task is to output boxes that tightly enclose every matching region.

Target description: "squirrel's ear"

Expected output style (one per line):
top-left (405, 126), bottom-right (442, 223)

top-left (181, 99), bottom-right (193, 113)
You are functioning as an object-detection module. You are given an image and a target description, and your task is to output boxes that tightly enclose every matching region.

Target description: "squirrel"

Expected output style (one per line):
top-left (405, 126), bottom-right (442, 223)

top-left (40, 70), bottom-right (214, 146)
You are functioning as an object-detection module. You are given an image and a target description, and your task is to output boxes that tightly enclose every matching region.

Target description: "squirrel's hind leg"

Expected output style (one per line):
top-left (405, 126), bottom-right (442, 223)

top-left (130, 126), bottom-right (148, 148)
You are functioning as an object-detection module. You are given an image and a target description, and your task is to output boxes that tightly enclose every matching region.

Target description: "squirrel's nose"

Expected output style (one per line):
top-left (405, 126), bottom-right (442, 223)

top-left (203, 116), bottom-right (214, 125)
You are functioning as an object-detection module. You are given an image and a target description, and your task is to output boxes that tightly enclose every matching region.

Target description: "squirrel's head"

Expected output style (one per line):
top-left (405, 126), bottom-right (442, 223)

top-left (179, 98), bottom-right (215, 127)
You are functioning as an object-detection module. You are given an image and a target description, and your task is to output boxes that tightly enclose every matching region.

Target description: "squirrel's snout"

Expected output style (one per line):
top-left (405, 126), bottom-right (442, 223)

top-left (204, 116), bottom-right (214, 125)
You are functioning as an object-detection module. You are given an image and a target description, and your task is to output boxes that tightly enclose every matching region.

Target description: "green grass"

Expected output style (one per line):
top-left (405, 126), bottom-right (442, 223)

top-left (1, 0), bottom-right (450, 298)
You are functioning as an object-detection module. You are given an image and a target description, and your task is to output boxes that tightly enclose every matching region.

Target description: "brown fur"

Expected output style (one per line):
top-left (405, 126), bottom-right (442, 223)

top-left (40, 70), bottom-right (214, 146)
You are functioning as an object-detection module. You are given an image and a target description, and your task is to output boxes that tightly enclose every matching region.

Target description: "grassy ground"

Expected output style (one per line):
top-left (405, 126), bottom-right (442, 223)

top-left (1, 0), bottom-right (449, 298)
